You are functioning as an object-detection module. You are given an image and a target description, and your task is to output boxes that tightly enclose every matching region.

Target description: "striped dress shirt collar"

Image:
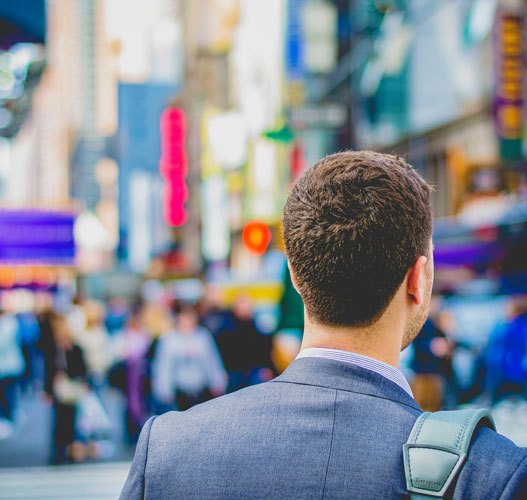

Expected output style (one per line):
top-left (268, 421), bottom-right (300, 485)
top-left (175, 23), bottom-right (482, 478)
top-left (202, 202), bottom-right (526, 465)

top-left (296, 347), bottom-right (413, 397)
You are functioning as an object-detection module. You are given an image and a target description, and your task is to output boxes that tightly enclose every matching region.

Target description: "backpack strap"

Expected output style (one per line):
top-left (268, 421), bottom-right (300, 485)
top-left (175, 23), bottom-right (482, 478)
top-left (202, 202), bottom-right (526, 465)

top-left (403, 409), bottom-right (495, 499)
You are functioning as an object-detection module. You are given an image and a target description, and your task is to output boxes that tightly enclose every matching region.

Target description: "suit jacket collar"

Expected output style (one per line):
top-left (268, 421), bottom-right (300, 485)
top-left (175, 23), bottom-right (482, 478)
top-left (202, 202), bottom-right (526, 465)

top-left (272, 356), bottom-right (421, 412)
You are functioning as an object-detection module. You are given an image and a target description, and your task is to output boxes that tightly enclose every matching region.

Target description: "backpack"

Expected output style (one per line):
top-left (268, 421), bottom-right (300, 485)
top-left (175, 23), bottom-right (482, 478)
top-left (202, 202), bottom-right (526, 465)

top-left (403, 409), bottom-right (495, 498)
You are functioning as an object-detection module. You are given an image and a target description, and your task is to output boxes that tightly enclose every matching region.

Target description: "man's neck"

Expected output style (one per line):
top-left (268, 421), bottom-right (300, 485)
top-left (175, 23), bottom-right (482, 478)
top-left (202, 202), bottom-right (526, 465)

top-left (300, 309), bottom-right (405, 368)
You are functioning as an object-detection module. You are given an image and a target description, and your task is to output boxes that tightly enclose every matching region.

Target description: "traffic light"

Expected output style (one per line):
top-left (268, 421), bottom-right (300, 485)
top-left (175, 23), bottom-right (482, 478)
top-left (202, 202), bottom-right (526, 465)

top-left (242, 221), bottom-right (272, 255)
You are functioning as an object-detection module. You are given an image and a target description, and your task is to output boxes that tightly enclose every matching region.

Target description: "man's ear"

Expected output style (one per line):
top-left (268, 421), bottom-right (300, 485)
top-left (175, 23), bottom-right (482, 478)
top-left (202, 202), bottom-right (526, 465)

top-left (287, 261), bottom-right (301, 294)
top-left (407, 256), bottom-right (428, 305)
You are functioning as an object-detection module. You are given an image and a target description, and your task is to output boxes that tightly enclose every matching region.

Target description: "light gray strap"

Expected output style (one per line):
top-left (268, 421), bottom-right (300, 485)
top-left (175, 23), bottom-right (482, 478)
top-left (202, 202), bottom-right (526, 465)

top-left (403, 409), bottom-right (495, 499)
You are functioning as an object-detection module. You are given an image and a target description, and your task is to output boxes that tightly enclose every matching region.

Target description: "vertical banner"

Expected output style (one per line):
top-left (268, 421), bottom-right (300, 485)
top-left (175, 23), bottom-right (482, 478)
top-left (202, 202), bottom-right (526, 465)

top-left (493, 0), bottom-right (526, 163)
top-left (159, 107), bottom-right (188, 226)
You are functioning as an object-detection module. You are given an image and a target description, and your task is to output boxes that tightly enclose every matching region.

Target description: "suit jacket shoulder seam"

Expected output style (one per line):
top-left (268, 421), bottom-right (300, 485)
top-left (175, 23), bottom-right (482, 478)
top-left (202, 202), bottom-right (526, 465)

top-left (271, 379), bottom-right (421, 413)
top-left (321, 389), bottom-right (337, 500)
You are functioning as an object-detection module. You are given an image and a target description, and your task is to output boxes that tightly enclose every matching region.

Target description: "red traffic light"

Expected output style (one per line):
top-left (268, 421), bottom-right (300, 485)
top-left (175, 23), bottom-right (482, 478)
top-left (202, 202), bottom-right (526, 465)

top-left (242, 221), bottom-right (272, 255)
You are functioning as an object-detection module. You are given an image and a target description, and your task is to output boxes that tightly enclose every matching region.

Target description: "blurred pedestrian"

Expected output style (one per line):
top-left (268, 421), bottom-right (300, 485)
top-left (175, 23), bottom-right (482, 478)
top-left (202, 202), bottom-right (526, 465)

top-left (152, 303), bottom-right (226, 411)
top-left (41, 313), bottom-right (88, 464)
top-left (216, 295), bottom-right (275, 392)
top-left (105, 297), bottom-right (130, 335)
top-left (0, 308), bottom-right (25, 437)
top-left (113, 309), bottom-right (150, 443)
top-left (75, 301), bottom-right (112, 390)
top-left (198, 284), bottom-right (229, 338)
top-left (409, 297), bottom-right (453, 411)
top-left (141, 303), bottom-right (172, 413)
top-left (17, 310), bottom-right (41, 392)
top-left (410, 317), bottom-right (452, 411)
top-left (67, 293), bottom-right (87, 341)
top-left (485, 295), bottom-right (527, 404)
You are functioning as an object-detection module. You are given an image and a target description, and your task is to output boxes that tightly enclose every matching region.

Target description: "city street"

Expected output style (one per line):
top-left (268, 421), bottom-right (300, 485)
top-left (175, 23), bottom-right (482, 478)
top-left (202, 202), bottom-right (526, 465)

top-left (0, 0), bottom-right (526, 497)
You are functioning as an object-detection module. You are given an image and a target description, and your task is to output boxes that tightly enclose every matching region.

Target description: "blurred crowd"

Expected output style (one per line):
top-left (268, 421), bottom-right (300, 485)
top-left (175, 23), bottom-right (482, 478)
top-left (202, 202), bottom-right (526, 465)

top-left (407, 295), bottom-right (527, 412)
top-left (1, 288), bottom-right (527, 466)
top-left (0, 288), bottom-right (278, 465)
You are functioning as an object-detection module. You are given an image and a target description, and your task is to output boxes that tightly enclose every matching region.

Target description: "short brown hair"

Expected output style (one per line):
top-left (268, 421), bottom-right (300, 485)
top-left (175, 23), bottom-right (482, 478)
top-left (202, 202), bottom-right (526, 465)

top-left (283, 151), bottom-right (432, 327)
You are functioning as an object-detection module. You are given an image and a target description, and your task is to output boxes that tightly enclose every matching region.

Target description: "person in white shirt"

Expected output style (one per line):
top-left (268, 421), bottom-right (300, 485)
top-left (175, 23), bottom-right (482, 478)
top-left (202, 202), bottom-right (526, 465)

top-left (74, 301), bottom-right (112, 388)
top-left (153, 302), bottom-right (227, 411)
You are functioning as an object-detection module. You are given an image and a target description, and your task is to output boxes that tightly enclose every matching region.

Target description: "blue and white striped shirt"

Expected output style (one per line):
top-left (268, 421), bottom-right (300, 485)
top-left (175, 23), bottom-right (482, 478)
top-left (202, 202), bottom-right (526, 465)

top-left (296, 347), bottom-right (413, 397)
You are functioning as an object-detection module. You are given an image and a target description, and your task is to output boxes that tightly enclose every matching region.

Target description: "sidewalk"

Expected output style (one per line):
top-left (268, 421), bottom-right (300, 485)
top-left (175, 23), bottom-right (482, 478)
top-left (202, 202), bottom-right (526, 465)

top-left (0, 462), bottom-right (130, 500)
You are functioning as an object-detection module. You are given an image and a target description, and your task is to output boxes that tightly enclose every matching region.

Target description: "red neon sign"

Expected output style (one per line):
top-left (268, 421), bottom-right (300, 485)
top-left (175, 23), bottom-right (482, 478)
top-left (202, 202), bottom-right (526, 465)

top-left (242, 221), bottom-right (272, 255)
top-left (160, 107), bottom-right (188, 227)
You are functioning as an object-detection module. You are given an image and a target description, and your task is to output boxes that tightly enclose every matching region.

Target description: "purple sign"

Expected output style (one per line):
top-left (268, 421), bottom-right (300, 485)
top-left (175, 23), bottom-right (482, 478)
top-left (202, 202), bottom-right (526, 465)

top-left (0, 210), bottom-right (76, 265)
top-left (434, 241), bottom-right (504, 268)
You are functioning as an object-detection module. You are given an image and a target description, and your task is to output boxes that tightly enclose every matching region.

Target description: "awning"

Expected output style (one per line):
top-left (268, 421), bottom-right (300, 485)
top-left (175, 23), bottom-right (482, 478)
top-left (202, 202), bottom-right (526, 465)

top-left (0, 1), bottom-right (46, 49)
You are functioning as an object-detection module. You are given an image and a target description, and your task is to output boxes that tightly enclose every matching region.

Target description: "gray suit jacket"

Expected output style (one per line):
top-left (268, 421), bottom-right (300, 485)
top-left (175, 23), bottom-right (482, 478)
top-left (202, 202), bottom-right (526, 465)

top-left (120, 357), bottom-right (527, 499)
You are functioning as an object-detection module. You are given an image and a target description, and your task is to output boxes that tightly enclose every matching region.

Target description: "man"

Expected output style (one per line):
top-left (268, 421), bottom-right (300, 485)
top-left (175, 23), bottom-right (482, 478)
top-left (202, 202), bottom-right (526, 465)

top-left (121, 151), bottom-right (527, 499)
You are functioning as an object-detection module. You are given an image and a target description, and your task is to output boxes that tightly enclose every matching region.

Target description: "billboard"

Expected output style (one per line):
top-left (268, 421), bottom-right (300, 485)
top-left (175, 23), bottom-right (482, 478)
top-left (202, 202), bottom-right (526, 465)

top-left (493, 1), bottom-right (525, 162)
top-left (0, 209), bottom-right (75, 265)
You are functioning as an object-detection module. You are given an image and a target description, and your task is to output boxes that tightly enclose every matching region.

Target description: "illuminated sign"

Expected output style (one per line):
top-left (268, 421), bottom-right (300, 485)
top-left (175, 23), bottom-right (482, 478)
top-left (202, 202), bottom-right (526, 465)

top-left (159, 107), bottom-right (188, 226)
top-left (0, 210), bottom-right (75, 265)
top-left (493, 6), bottom-right (525, 161)
top-left (242, 221), bottom-right (272, 255)
top-left (0, 266), bottom-right (73, 290)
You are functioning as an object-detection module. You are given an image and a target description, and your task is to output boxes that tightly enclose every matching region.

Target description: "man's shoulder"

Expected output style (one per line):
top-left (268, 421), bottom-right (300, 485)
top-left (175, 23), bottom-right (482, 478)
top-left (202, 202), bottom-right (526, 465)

top-left (456, 425), bottom-right (527, 498)
top-left (144, 383), bottom-right (284, 470)
top-left (473, 424), bottom-right (526, 455)
top-left (470, 425), bottom-right (527, 468)
top-left (153, 382), bottom-right (278, 428)
top-left (128, 376), bottom-right (527, 499)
